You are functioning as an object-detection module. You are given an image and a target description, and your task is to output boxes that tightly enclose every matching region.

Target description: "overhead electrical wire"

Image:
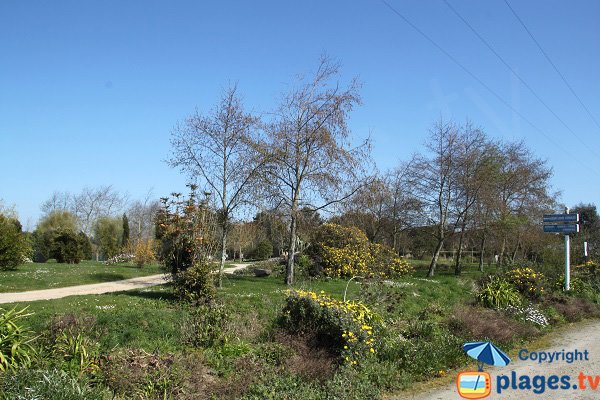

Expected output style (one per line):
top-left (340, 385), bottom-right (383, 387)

top-left (442, 0), bottom-right (600, 160)
top-left (503, 0), bottom-right (600, 133)
top-left (379, 0), bottom-right (600, 177)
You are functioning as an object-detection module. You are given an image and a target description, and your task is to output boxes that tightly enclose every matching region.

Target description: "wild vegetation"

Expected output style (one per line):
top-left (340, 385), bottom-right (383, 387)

top-left (1, 58), bottom-right (599, 398)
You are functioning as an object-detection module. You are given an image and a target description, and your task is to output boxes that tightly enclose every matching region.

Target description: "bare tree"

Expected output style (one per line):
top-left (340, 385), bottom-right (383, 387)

top-left (72, 185), bottom-right (126, 237)
top-left (493, 141), bottom-right (553, 264)
top-left (257, 56), bottom-right (370, 285)
top-left (228, 221), bottom-right (257, 261)
top-left (40, 191), bottom-right (72, 215)
top-left (386, 165), bottom-right (422, 254)
top-left (449, 123), bottom-right (491, 275)
top-left (407, 120), bottom-right (460, 277)
top-left (127, 190), bottom-right (160, 242)
top-left (335, 176), bottom-right (391, 243)
top-left (169, 84), bottom-right (263, 287)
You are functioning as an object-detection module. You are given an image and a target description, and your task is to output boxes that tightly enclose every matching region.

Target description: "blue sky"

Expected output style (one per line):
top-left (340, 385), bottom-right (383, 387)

top-left (1, 0), bottom-right (599, 228)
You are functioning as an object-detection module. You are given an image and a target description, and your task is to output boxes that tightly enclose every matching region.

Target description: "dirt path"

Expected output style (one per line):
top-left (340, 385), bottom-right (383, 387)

top-left (396, 319), bottom-right (600, 400)
top-left (0, 263), bottom-right (251, 304)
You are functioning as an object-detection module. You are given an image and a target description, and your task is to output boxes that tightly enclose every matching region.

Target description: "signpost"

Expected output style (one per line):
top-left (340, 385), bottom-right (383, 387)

top-left (543, 224), bottom-right (580, 234)
top-left (543, 209), bottom-right (579, 291)
top-left (543, 214), bottom-right (579, 223)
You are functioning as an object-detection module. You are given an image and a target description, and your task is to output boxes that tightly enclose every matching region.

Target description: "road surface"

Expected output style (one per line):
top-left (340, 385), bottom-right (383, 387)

top-left (0, 263), bottom-right (250, 304)
top-left (395, 319), bottom-right (600, 400)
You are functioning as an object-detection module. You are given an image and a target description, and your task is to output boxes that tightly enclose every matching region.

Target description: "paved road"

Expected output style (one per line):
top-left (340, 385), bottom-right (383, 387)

top-left (395, 319), bottom-right (600, 400)
top-left (0, 263), bottom-right (250, 304)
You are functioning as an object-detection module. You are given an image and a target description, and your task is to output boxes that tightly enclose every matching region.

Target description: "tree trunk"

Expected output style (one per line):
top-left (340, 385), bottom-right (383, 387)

top-left (286, 213), bottom-right (297, 285)
top-left (499, 237), bottom-right (506, 266)
top-left (478, 233), bottom-right (486, 272)
top-left (218, 228), bottom-right (227, 288)
top-left (454, 223), bottom-right (466, 275)
top-left (428, 238), bottom-right (444, 277)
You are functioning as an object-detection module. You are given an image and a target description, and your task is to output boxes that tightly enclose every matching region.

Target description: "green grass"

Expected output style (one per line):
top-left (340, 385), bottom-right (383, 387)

top-left (0, 261), bottom-right (163, 293)
top-left (2, 262), bottom-right (562, 399)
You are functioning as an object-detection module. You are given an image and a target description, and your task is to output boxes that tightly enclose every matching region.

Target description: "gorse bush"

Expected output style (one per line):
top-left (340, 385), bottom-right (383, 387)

top-left (505, 267), bottom-right (545, 299)
top-left (476, 276), bottom-right (522, 309)
top-left (0, 307), bottom-right (36, 372)
top-left (279, 290), bottom-right (381, 366)
top-left (312, 224), bottom-right (412, 278)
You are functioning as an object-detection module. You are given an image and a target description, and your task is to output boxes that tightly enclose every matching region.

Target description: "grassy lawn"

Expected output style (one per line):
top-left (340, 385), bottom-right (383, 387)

top-left (2, 260), bottom-right (595, 399)
top-left (0, 261), bottom-right (163, 293)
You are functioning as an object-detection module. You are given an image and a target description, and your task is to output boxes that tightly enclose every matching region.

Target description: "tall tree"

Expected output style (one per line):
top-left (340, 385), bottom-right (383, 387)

top-left (121, 213), bottom-right (130, 249)
top-left (407, 120), bottom-right (461, 277)
top-left (169, 84), bottom-right (263, 287)
top-left (72, 186), bottom-right (125, 237)
top-left (449, 123), bottom-right (491, 275)
top-left (257, 56), bottom-right (370, 285)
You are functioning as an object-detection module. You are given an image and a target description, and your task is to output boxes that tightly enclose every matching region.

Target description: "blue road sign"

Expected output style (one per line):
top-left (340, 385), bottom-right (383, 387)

top-left (543, 214), bottom-right (579, 223)
top-left (543, 224), bottom-right (580, 233)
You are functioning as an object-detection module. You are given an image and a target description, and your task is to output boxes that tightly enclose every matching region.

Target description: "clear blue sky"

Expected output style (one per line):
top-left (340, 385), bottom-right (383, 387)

top-left (1, 0), bottom-right (599, 229)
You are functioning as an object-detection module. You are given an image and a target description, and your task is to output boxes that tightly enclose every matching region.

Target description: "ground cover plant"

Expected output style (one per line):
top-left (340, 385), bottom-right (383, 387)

top-left (0, 259), bottom-right (598, 399)
top-left (0, 260), bottom-right (163, 293)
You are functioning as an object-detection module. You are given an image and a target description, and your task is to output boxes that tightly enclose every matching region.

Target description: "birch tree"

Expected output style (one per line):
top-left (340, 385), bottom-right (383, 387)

top-left (257, 57), bottom-right (370, 285)
top-left (169, 84), bottom-right (262, 287)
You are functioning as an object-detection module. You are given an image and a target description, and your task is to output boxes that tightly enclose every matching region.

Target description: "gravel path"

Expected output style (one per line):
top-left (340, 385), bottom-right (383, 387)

top-left (0, 263), bottom-right (251, 304)
top-left (397, 319), bottom-right (600, 400)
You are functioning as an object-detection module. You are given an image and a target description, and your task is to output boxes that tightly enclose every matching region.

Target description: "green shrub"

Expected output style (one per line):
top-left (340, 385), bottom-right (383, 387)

top-left (94, 217), bottom-right (123, 260)
top-left (182, 303), bottom-right (229, 348)
top-left (0, 214), bottom-right (31, 270)
top-left (155, 189), bottom-right (216, 274)
top-left (53, 331), bottom-right (100, 378)
top-left (279, 290), bottom-right (381, 366)
top-left (253, 240), bottom-right (273, 260)
top-left (172, 260), bottom-right (216, 304)
top-left (0, 307), bottom-right (36, 371)
top-left (476, 275), bottom-right (522, 309)
top-left (505, 267), bottom-right (545, 299)
top-left (50, 230), bottom-right (84, 264)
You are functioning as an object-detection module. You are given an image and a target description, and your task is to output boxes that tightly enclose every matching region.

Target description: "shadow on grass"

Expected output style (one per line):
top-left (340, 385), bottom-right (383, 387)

top-left (90, 273), bottom-right (127, 282)
top-left (120, 286), bottom-right (177, 301)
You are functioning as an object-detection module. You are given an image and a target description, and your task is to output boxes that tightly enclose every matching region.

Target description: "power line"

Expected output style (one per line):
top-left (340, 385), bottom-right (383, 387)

top-left (379, 0), bottom-right (600, 178)
top-left (442, 0), bottom-right (600, 160)
top-left (503, 0), bottom-right (600, 133)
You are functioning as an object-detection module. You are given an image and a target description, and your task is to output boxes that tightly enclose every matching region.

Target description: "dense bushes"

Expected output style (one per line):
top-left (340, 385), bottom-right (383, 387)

top-left (155, 189), bottom-right (216, 274)
top-left (172, 260), bottom-right (216, 304)
top-left (252, 240), bottom-right (273, 260)
top-left (310, 223), bottom-right (412, 278)
top-left (505, 267), bottom-right (545, 299)
top-left (279, 290), bottom-right (381, 366)
top-left (476, 275), bottom-right (522, 309)
top-left (0, 214), bottom-right (31, 270)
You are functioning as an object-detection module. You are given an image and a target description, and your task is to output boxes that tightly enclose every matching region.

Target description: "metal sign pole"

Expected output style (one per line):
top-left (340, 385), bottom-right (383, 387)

top-left (565, 207), bottom-right (570, 291)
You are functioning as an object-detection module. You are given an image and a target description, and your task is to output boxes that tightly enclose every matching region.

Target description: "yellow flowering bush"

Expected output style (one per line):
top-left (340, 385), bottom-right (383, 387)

top-left (505, 267), bottom-right (545, 299)
top-left (279, 289), bottom-right (381, 366)
top-left (313, 223), bottom-right (412, 278)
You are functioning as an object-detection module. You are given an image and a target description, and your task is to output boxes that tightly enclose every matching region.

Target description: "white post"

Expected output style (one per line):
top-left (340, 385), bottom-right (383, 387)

top-left (565, 234), bottom-right (570, 291)
top-left (565, 207), bottom-right (570, 291)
